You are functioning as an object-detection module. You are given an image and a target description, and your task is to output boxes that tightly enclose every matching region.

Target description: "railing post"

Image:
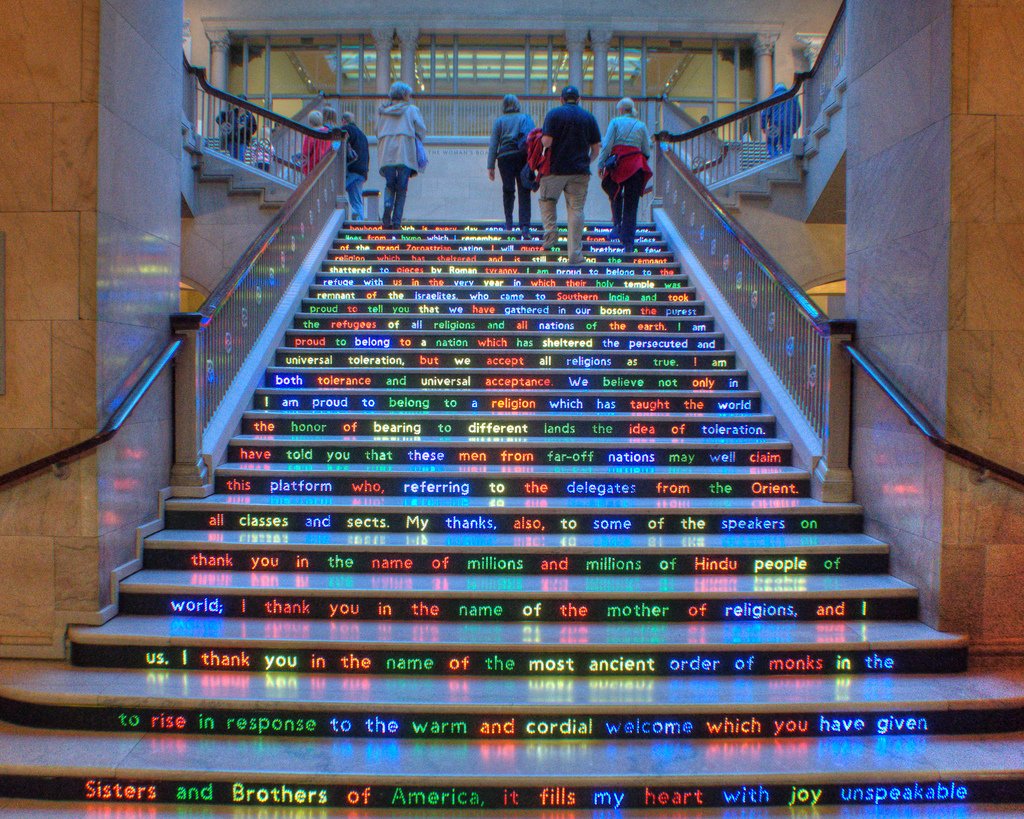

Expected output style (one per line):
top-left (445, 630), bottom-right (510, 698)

top-left (815, 320), bottom-right (855, 502)
top-left (169, 313), bottom-right (210, 493)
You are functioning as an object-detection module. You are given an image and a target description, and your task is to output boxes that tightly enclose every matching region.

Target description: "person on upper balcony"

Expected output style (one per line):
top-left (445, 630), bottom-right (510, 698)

top-left (539, 86), bottom-right (601, 266)
top-left (597, 97), bottom-right (653, 254)
top-left (760, 82), bottom-right (802, 158)
top-left (487, 94), bottom-right (535, 234)
top-left (376, 82), bottom-right (428, 231)
top-left (301, 110), bottom-right (331, 175)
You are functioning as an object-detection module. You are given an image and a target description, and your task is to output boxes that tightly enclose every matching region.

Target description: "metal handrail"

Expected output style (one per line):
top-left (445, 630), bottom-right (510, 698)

top-left (655, 1), bottom-right (846, 190)
top-left (185, 59), bottom-right (343, 141)
top-left (174, 138), bottom-right (347, 330)
top-left (811, 0), bottom-right (848, 77)
top-left (0, 339), bottom-right (182, 490)
top-left (662, 149), bottom-right (833, 332)
top-left (846, 345), bottom-right (1024, 492)
top-left (655, 2), bottom-right (845, 146)
top-left (653, 73), bottom-right (812, 144)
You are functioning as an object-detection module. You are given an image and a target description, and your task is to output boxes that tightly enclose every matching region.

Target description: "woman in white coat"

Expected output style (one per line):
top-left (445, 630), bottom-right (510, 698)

top-left (376, 82), bottom-right (428, 230)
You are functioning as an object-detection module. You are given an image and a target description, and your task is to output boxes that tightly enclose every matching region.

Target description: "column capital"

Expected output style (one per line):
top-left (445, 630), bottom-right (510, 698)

top-left (370, 26), bottom-right (394, 49)
top-left (753, 32), bottom-right (779, 57)
top-left (395, 25), bottom-right (419, 46)
top-left (795, 33), bottom-right (826, 68)
top-left (207, 29), bottom-right (231, 52)
top-left (589, 26), bottom-right (615, 52)
top-left (565, 27), bottom-right (588, 51)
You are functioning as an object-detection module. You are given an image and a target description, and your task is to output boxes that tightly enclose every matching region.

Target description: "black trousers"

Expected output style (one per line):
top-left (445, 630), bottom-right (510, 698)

top-left (609, 169), bottom-right (646, 252)
top-left (497, 152), bottom-right (530, 229)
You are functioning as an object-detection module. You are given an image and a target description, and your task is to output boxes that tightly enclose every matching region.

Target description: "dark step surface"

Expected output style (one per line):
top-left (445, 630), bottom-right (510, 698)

top-left (116, 569), bottom-right (916, 623)
top-left (4, 662), bottom-right (1024, 741)
top-left (264, 366), bottom-right (747, 391)
top-left (142, 530), bottom-right (891, 576)
top-left (252, 388), bottom-right (759, 414)
top-left (292, 313), bottom-right (715, 331)
top-left (214, 463), bottom-right (810, 500)
top-left (68, 616), bottom-right (966, 677)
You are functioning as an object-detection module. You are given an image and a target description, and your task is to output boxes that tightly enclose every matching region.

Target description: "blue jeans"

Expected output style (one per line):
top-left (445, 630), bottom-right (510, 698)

top-left (346, 173), bottom-right (366, 220)
top-left (381, 165), bottom-right (412, 227)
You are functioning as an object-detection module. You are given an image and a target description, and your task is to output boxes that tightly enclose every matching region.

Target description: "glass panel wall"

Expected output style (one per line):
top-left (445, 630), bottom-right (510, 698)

top-left (224, 33), bottom-right (756, 119)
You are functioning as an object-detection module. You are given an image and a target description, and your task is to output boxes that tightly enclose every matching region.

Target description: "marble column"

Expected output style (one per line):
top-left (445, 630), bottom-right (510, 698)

top-left (396, 26), bottom-right (419, 87)
top-left (795, 33), bottom-right (825, 71)
top-left (183, 18), bottom-right (192, 64)
top-left (208, 30), bottom-right (230, 90)
top-left (590, 28), bottom-right (614, 98)
top-left (371, 26), bottom-right (394, 95)
top-left (566, 28), bottom-right (587, 90)
top-left (753, 32), bottom-right (779, 100)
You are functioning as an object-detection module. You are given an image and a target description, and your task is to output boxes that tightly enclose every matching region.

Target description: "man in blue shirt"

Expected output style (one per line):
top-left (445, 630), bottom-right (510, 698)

top-left (540, 86), bottom-right (601, 265)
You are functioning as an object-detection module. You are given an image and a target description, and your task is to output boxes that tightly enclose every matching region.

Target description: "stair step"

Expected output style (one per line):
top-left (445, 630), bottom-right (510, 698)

top-left (299, 299), bottom-right (707, 318)
top-left (3, 662), bottom-right (1023, 741)
top-left (142, 529), bottom-right (890, 576)
top-left (272, 349), bottom-right (734, 371)
top-left (162, 496), bottom-right (860, 536)
top-left (265, 367), bottom-right (749, 392)
top-left (282, 329), bottom-right (726, 348)
top-left (226, 437), bottom-right (792, 469)
top-left (121, 569), bottom-right (913, 596)
top-left (3, 721), bottom-right (1023, 810)
top-left (236, 412), bottom-right (778, 441)
top-left (213, 465), bottom-right (810, 500)
top-left (292, 313), bottom-right (715, 331)
top-left (252, 387), bottom-right (757, 414)
top-left (68, 616), bottom-right (965, 677)
top-left (117, 570), bottom-right (916, 623)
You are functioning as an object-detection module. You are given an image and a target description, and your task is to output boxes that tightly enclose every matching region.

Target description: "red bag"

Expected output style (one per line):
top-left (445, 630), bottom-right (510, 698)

top-left (525, 128), bottom-right (550, 177)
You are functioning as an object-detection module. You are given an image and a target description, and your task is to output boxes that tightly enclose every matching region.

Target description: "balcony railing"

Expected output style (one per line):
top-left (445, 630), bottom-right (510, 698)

top-left (655, 147), bottom-right (854, 500)
top-left (315, 93), bottom-right (662, 138)
top-left (656, 1), bottom-right (847, 188)
top-left (184, 60), bottom-right (345, 187)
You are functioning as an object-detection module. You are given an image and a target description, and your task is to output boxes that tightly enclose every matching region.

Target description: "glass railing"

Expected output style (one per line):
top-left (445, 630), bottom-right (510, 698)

top-left (655, 147), bottom-right (855, 500)
top-left (169, 148), bottom-right (346, 489)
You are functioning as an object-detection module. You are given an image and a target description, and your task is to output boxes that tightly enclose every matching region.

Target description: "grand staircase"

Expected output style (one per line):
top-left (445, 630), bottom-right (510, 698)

top-left (1, 221), bottom-right (1023, 812)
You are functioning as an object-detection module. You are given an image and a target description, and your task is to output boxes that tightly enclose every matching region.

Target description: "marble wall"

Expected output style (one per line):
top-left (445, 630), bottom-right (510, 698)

top-left (846, 0), bottom-right (1024, 651)
top-left (0, 0), bottom-right (183, 656)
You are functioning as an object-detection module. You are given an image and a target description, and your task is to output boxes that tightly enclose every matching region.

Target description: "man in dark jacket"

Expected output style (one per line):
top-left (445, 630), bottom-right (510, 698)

top-left (341, 112), bottom-right (370, 220)
top-left (539, 86), bottom-right (601, 265)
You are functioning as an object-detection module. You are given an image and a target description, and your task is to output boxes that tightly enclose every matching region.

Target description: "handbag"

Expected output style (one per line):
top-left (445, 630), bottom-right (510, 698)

top-left (415, 137), bottom-right (428, 172)
top-left (519, 163), bottom-right (539, 192)
top-left (600, 119), bottom-right (638, 172)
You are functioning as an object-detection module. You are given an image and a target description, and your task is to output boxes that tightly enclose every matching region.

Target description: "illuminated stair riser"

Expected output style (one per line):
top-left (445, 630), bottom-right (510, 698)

top-left (119, 592), bottom-right (913, 622)
top-left (163, 509), bottom-right (862, 535)
top-left (253, 391), bottom-right (761, 414)
top-left (0, 775), bottom-right (1003, 810)
top-left (0, 698), bottom-right (1003, 741)
top-left (238, 415), bottom-right (775, 440)
top-left (144, 548), bottom-right (886, 575)
top-left (263, 370), bottom-right (745, 390)
top-left (225, 442), bottom-right (788, 467)
top-left (70, 644), bottom-right (968, 677)
top-left (215, 473), bottom-right (806, 500)
top-left (293, 315), bottom-right (714, 331)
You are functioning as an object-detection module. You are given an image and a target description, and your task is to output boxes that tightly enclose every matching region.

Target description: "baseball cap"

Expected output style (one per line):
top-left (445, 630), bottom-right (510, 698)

top-left (561, 85), bottom-right (580, 102)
